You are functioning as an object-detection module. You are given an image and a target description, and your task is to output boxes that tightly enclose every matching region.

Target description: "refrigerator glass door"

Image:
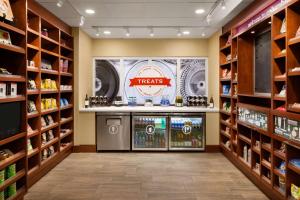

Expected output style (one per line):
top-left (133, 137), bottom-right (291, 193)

top-left (132, 116), bottom-right (168, 151)
top-left (169, 116), bottom-right (205, 150)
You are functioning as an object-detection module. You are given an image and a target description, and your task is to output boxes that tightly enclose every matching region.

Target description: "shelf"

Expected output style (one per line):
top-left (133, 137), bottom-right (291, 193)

top-left (274, 168), bottom-right (286, 179)
top-left (41, 122), bottom-right (59, 133)
top-left (0, 132), bottom-right (26, 146)
top-left (261, 143), bottom-right (272, 152)
top-left (0, 151), bottom-right (26, 170)
top-left (27, 112), bottom-right (39, 119)
top-left (220, 109), bottom-right (231, 116)
top-left (288, 106), bottom-right (300, 113)
top-left (60, 142), bottom-right (73, 152)
top-left (274, 53), bottom-right (286, 60)
top-left (27, 44), bottom-right (39, 51)
top-left (41, 138), bottom-right (59, 150)
top-left (0, 43), bottom-right (25, 54)
top-left (60, 104), bottom-right (73, 111)
top-left (220, 94), bottom-right (231, 98)
top-left (60, 117), bottom-right (73, 125)
top-left (41, 152), bottom-right (58, 167)
top-left (60, 55), bottom-right (73, 61)
top-left (41, 35), bottom-right (59, 46)
top-left (288, 70), bottom-right (300, 77)
top-left (28, 130), bottom-right (39, 139)
top-left (288, 163), bottom-right (300, 175)
top-left (27, 67), bottom-right (39, 73)
top-left (273, 33), bottom-right (286, 41)
top-left (273, 186), bottom-right (286, 197)
top-left (27, 27), bottom-right (39, 36)
top-left (60, 72), bottom-right (72, 77)
top-left (0, 21), bottom-right (26, 36)
top-left (238, 134), bottom-right (251, 144)
top-left (220, 130), bottom-right (231, 139)
top-left (274, 150), bottom-right (286, 160)
top-left (41, 49), bottom-right (59, 58)
top-left (27, 148), bottom-right (39, 158)
top-left (261, 176), bottom-right (271, 185)
top-left (238, 157), bottom-right (251, 168)
top-left (6, 186), bottom-right (26, 200)
top-left (273, 96), bottom-right (286, 101)
top-left (220, 120), bottom-right (231, 127)
top-left (261, 159), bottom-right (271, 170)
top-left (41, 90), bottom-right (58, 94)
top-left (28, 165), bottom-right (39, 177)
top-left (237, 120), bottom-right (269, 135)
top-left (0, 169), bottom-right (25, 192)
top-left (27, 90), bottom-right (40, 95)
top-left (220, 78), bottom-right (231, 82)
top-left (41, 69), bottom-right (59, 75)
top-left (220, 143), bottom-right (231, 152)
top-left (60, 89), bottom-right (73, 93)
top-left (274, 76), bottom-right (286, 82)
top-left (288, 36), bottom-right (300, 46)
top-left (41, 108), bottom-right (58, 115)
top-left (237, 93), bottom-right (271, 99)
top-left (220, 61), bottom-right (231, 67)
top-left (60, 130), bottom-right (73, 140)
top-left (60, 45), bottom-right (73, 52)
top-left (0, 95), bottom-right (25, 104)
top-left (0, 75), bottom-right (26, 82)
top-left (252, 146), bottom-right (261, 154)
top-left (220, 44), bottom-right (231, 51)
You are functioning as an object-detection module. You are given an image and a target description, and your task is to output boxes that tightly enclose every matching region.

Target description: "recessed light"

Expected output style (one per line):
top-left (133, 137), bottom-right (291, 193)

top-left (56, 0), bottom-right (64, 7)
top-left (150, 33), bottom-right (154, 37)
top-left (85, 9), bottom-right (95, 14)
top-left (251, 30), bottom-right (255, 34)
top-left (103, 30), bottom-right (111, 35)
top-left (195, 9), bottom-right (205, 14)
top-left (268, 21), bottom-right (272, 24)
top-left (221, 0), bottom-right (226, 10)
top-left (183, 31), bottom-right (190, 35)
top-left (126, 33), bottom-right (130, 37)
top-left (201, 32), bottom-right (206, 37)
top-left (96, 33), bottom-right (100, 37)
top-left (79, 16), bottom-right (85, 26)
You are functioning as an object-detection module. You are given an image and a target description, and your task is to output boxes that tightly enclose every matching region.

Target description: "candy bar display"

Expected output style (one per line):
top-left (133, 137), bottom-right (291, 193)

top-left (42, 130), bottom-right (55, 144)
top-left (291, 184), bottom-right (300, 200)
top-left (27, 79), bottom-right (37, 90)
top-left (27, 100), bottom-right (37, 113)
top-left (238, 107), bottom-right (268, 130)
top-left (187, 96), bottom-right (207, 107)
top-left (42, 146), bottom-right (55, 161)
top-left (41, 115), bottom-right (55, 128)
top-left (274, 116), bottom-right (300, 142)
top-left (60, 98), bottom-right (69, 108)
top-left (41, 98), bottom-right (57, 110)
top-left (41, 79), bottom-right (57, 90)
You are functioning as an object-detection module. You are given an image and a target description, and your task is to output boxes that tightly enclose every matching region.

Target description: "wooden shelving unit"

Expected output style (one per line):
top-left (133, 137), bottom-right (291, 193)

top-left (220, 1), bottom-right (300, 199)
top-left (0, 0), bottom-right (27, 199)
top-left (26, 0), bottom-right (74, 188)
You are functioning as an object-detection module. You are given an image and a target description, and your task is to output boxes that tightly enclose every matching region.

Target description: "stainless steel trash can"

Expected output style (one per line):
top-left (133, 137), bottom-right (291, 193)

top-left (96, 113), bottom-right (131, 151)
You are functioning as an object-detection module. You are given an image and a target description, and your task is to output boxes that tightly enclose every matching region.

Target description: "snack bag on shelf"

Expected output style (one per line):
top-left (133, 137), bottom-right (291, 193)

top-left (51, 80), bottom-right (57, 90)
top-left (291, 184), bottom-right (300, 200)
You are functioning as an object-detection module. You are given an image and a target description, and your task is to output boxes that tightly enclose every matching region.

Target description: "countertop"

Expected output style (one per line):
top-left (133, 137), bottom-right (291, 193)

top-left (79, 106), bottom-right (219, 113)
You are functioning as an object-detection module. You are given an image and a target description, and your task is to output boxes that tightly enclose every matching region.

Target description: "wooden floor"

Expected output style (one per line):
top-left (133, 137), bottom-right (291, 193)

top-left (25, 153), bottom-right (269, 200)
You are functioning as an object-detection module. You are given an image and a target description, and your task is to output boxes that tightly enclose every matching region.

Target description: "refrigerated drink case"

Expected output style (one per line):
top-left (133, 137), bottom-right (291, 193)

top-left (169, 114), bottom-right (205, 150)
top-left (132, 115), bottom-right (168, 151)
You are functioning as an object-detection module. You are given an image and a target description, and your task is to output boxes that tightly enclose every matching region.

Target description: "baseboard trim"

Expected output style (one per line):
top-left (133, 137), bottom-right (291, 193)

top-left (73, 145), bottom-right (220, 153)
top-left (73, 145), bottom-right (97, 153)
top-left (205, 145), bottom-right (220, 153)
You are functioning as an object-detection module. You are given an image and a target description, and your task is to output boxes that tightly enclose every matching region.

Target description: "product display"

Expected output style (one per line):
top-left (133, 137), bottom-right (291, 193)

top-left (187, 96), bottom-right (207, 107)
top-left (41, 98), bottom-right (57, 110)
top-left (42, 130), bottom-right (54, 144)
top-left (89, 96), bottom-right (110, 107)
top-left (274, 116), bottom-right (300, 141)
top-left (222, 101), bottom-right (231, 112)
top-left (113, 96), bottom-right (123, 106)
top-left (144, 98), bottom-right (153, 107)
top-left (175, 96), bottom-right (183, 107)
top-left (59, 59), bottom-right (69, 72)
top-left (0, 29), bottom-right (11, 45)
top-left (280, 18), bottom-right (286, 34)
top-left (41, 79), bottom-right (57, 90)
top-left (27, 139), bottom-right (33, 152)
top-left (60, 98), bottom-right (69, 108)
top-left (60, 85), bottom-right (72, 90)
top-left (209, 97), bottom-right (214, 108)
top-left (27, 79), bottom-right (37, 90)
top-left (238, 107), bottom-right (268, 130)
top-left (0, 83), bottom-right (6, 97)
top-left (41, 59), bottom-right (52, 70)
top-left (276, 85), bottom-right (286, 97)
top-left (41, 115), bottom-right (55, 128)
top-left (41, 145), bottom-right (55, 161)
top-left (291, 184), bottom-right (300, 200)
top-left (221, 69), bottom-right (231, 79)
top-left (60, 129), bottom-right (71, 137)
top-left (222, 85), bottom-right (230, 95)
top-left (84, 94), bottom-right (89, 108)
top-left (160, 95), bottom-right (170, 106)
top-left (27, 100), bottom-right (37, 113)
top-left (41, 28), bottom-right (48, 37)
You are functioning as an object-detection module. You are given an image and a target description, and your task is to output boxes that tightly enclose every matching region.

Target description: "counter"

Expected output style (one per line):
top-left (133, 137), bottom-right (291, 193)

top-left (79, 106), bottom-right (219, 113)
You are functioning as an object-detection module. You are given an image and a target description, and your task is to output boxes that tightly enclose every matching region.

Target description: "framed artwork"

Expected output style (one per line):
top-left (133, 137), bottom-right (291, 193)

top-left (0, 0), bottom-right (14, 22)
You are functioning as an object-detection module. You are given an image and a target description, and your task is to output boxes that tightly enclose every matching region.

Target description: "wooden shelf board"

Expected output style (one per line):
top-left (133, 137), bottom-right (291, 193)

top-left (273, 95), bottom-right (286, 101)
top-left (60, 89), bottom-right (73, 93)
top-left (220, 78), bottom-right (231, 82)
top-left (274, 150), bottom-right (286, 160)
top-left (287, 106), bottom-right (300, 113)
top-left (237, 120), bottom-right (269, 136)
top-left (27, 112), bottom-right (40, 119)
top-left (0, 169), bottom-right (25, 192)
top-left (261, 176), bottom-right (271, 185)
top-left (28, 130), bottom-right (39, 139)
top-left (274, 76), bottom-right (286, 82)
top-left (41, 35), bottom-right (59, 46)
top-left (60, 72), bottom-right (73, 77)
top-left (60, 117), bottom-right (73, 125)
top-left (27, 148), bottom-right (39, 158)
top-left (288, 163), bottom-right (300, 175)
top-left (261, 159), bottom-right (271, 170)
top-left (60, 104), bottom-right (73, 111)
top-left (238, 157), bottom-right (251, 168)
top-left (288, 36), bottom-right (300, 46)
top-left (41, 90), bottom-right (58, 94)
top-left (41, 108), bottom-right (59, 115)
top-left (220, 44), bottom-right (231, 51)
top-left (60, 55), bottom-right (73, 61)
top-left (41, 122), bottom-right (59, 133)
top-left (27, 44), bottom-right (39, 51)
top-left (220, 94), bottom-right (231, 98)
top-left (231, 58), bottom-right (238, 63)
top-left (273, 33), bottom-right (286, 41)
top-left (220, 143), bottom-right (231, 152)
top-left (28, 165), bottom-right (39, 177)
top-left (27, 67), bottom-right (39, 73)
top-left (0, 95), bottom-right (25, 104)
top-left (261, 143), bottom-right (272, 152)
top-left (41, 138), bottom-right (59, 150)
top-left (0, 21), bottom-right (25, 36)
top-left (220, 120), bottom-right (231, 127)
top-left (220, 109), bottom-right (231, 116)
top-left (27, 89), bottom-right (40, 95)
top-left (273, 168), bottom-right (286, 179)
top-left (60, 45), bottom-right (73, 52)
top-left (0, 75), bottom-right (26, 82)
top-left (41, 48), bottom-right (59, 58)
top-left (274, 53), bottom-right (286, 60)
top-left (41, 69), bottom-right (59, 75)
top-left (220, 130), bottom-right (231, 139)
top-left (0, 43), bottom-right (25, 54)
top-left (252, 146), bottom-right (261, 155)
top-left (0, 151), bottom-right (26, 170)
top-left (6, 186), bottom-right (26, 200)
top-left (60, 142), bottom-right (73, 152)
top-left (0, 132), bottom-right (26, 146)
top-left (238, 134), bottom-right (251, 144)
top-left (237, 93), bottom-right (271, 99)
top-left (220, 61), bottom-right (231, 67)
top-left (41, 152), bottom-right (58, 167)
top-left (60, 130), bottom-right (73, 140)
top-left (27, 27), bottom-right (40, 36)
top-left (288, 70), bottom-right (300, 77)
top-left (273, 185), bottom-right (286, 197)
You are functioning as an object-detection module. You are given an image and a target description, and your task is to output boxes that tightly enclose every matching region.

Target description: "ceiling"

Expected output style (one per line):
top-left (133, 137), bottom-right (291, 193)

top-left (36, 0), bottom-right (254, 38)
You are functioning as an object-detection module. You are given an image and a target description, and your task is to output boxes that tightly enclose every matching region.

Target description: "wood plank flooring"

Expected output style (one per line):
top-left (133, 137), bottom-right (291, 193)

top-left (25, 153), bottom-right (269, 200)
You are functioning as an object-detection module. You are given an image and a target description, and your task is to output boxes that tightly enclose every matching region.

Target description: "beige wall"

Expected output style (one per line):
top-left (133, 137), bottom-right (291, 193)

top-left (74, 29), bottom-right (221, 146)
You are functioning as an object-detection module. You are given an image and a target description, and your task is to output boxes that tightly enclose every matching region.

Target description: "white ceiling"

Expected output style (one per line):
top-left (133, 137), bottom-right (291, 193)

top-left (36, 0), bottom-right (254, 38)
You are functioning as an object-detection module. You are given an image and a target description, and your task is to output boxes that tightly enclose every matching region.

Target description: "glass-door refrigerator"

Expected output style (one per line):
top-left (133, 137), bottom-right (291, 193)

top-left (169, 114), bottom-right (205, 151)
top-left (132, 114), bottom-right (168, 151)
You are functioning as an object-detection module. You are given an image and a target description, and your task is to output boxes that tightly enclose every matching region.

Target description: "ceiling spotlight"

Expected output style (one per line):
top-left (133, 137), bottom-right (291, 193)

top-left (149, 28), bottom-right (154, 37)
top-left (268, 21), bottom-right (272, 24)
top-left (95, 28), bottom-right (100, 37)
top-left (201, 32), bottom-right (206, 37)
top-left (125, 28), bottom-right (130, 37)
top-left (221, 0), bottom-right (226, 10)
top-left (195, 9), bottom-right (205, 14)
top-left (79, 16), bottom-right (85, 26)
top-left (251, 30), bottom-right (255, 34)
top-left (183, 31), bottom-right (190, 35)
top-left (56, 0), bottom-right (64, 7)
top-left (85, 9), bottom-right (95, 14)
top-left (206, 14), bottom-right (212, 24)
top-left (103, 30), bottom-right (111, 35)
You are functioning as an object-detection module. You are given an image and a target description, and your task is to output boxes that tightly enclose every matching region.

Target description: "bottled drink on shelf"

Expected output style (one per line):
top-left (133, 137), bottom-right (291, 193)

top-left (84, 94), bottom-right (89, 108)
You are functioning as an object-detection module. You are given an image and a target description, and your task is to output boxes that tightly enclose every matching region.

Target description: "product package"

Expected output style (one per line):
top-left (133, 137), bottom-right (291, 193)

top-left (291, 184), bottom-right (300, 200)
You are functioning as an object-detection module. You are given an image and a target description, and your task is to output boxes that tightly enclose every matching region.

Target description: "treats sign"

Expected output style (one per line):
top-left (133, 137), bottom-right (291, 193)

top-left (129, 77), bottom-right (171, 87)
